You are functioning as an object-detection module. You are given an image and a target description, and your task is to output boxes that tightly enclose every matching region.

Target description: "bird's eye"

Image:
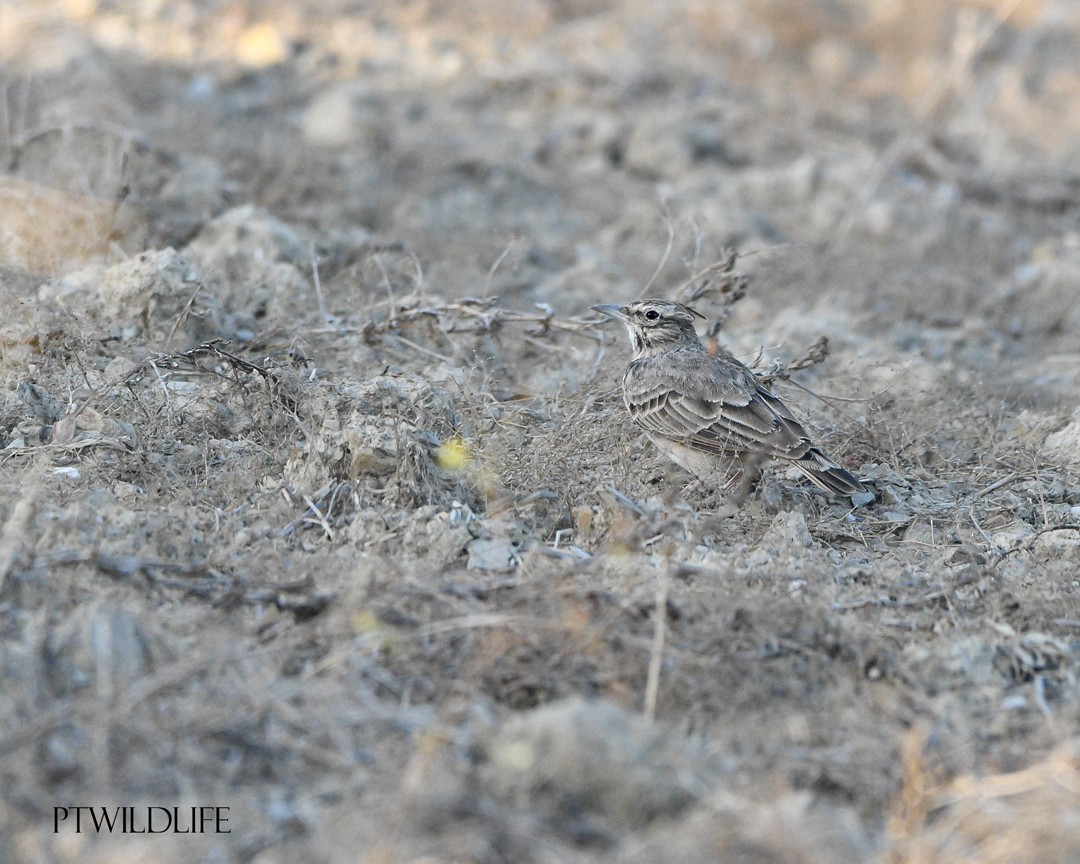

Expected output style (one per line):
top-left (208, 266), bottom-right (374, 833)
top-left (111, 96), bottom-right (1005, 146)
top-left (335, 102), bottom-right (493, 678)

top-left (644, 309), bottom-right (660, 320)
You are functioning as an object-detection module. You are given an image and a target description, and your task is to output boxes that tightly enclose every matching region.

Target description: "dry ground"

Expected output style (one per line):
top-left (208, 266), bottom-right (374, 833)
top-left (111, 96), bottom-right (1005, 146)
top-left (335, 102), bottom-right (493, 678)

top-left (3, 1), bottom-right (1080, 862)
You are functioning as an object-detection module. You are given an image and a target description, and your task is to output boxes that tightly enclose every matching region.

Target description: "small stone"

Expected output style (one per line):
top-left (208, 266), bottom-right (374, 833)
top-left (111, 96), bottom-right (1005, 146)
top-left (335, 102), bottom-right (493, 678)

top-left (745, 511), bottom-right (815, 570)
top-left (103, 356), bottom-right (138, 384)
top-left (425, 516), bottom-right (471, 565)
top-left (1035, 528), bottom-right (1080, 553)
top-left (467, 537), bottom-right (517, 572)
top-left (903, 521), bottom-right (938, 545)
top-left (943, 545), bottom-right (986, 566)
top-left (767, 511), bottom-right (814, 549)
top-left (348, 447), bottom-right (397, 478)
top-left (303, 84), bottom-right (362, 147)
top-left (879, 485), bottom-right (904, 506)
top-left (851, 490), bottom-right (876, 508)
top-left (992, 525), bottom-right (1035, 553)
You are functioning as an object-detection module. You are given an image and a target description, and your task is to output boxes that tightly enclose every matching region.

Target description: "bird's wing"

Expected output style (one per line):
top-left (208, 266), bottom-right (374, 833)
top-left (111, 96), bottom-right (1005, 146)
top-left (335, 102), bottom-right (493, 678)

top-left (625, 354), bottom-right (813, 459)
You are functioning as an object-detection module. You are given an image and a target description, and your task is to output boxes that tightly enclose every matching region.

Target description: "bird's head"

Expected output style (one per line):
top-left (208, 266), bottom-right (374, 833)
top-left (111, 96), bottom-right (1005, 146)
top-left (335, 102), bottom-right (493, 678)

top-left (591, 299), bottom-right (705, 357)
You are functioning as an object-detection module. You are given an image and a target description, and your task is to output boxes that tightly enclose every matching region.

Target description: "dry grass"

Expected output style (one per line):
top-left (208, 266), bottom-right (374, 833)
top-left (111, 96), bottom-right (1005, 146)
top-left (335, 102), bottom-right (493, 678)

top-left (888, 732), bottom-right (1080, 864)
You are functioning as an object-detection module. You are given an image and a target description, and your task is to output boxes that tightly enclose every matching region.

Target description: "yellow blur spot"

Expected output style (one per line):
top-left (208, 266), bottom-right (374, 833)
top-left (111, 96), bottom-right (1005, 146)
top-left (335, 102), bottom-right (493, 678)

top-left (492, 740), bottom-right (536, 773)
top-left (235, 22), bottom-right (289, 67)
top-left (350, 609), bottom-right (380, 635)
top-left (436, 437), bottom-right (470, 472)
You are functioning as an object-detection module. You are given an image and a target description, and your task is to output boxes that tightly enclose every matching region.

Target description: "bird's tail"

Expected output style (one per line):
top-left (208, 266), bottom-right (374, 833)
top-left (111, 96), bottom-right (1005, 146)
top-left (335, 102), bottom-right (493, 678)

top-left (795, 447), bottom-right (869, 498)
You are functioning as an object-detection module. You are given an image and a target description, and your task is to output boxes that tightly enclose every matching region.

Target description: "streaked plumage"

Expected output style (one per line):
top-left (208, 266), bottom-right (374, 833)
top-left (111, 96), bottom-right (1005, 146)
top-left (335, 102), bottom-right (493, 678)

top-left (592, 299), bottom-right (867, 499)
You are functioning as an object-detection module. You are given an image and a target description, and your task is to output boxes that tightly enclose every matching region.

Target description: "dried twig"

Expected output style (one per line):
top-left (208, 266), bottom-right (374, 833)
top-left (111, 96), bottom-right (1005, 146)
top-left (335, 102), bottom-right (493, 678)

top-left (643, 558), bottom-right (672, 723)
top-left (975, 471), bottom-right (1021, 498)
top-left (132, 340), bottom-right (300, 412)
top-left (639, 198), bottom-right (677, 298)
top-left (676, 248), bottom-right (748, 337)
top-left (357, 297), bottom-right (610, 345)
top-left (302, 493), bottom-right (335, 541)
top-left (164, 280), bottom-right (205, 351)
top-left (483, 236), bottom-right (521, 294)
top-left (309, 241), bottom-right (329, 324)
top-left (993, 524), bottom-right (1080, 566)
top-left (757, 336), bottom-right (831, 387)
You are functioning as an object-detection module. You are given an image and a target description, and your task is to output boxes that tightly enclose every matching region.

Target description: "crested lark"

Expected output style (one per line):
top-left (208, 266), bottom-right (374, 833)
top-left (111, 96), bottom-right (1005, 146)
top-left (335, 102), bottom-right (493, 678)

top-left (592, 299), bottom-right (867, 500)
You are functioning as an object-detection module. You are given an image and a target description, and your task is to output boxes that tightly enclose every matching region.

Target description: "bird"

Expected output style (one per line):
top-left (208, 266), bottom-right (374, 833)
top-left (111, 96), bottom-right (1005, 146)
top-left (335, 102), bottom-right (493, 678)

top-left (591, 299), bottom-right (868, 501)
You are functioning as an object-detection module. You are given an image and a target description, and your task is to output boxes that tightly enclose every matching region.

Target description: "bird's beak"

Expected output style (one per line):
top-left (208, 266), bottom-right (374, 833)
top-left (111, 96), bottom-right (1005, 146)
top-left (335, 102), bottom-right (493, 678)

top-left (591, 304), bottom-right (628, 322)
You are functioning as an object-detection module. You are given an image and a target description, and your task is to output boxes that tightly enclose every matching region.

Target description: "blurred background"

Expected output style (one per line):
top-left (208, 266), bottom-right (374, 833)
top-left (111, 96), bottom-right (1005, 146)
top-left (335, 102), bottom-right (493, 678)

top-left (3, 0), bottom-right (1080, 351)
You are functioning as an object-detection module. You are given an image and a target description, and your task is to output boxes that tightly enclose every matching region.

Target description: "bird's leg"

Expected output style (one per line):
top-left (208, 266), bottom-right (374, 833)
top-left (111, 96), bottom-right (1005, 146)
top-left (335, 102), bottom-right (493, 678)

top-left (681, 476), bottom-right (722, 510)
top-left (682, 477), bottom-right (707, 498)
top-left (724, 453), bottom-right (764, 503)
